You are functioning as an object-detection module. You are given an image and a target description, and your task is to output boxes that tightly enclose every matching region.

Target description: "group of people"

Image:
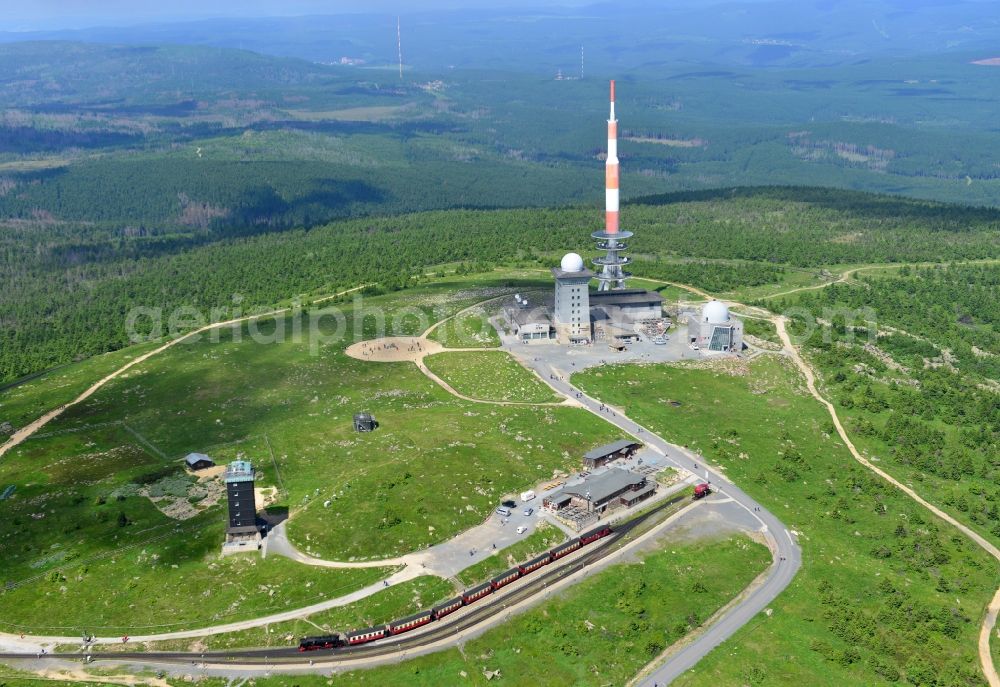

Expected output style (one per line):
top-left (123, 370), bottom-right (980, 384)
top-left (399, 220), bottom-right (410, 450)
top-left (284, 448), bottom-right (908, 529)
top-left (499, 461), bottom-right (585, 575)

top-left (597, 403), bottom-right (617, 417)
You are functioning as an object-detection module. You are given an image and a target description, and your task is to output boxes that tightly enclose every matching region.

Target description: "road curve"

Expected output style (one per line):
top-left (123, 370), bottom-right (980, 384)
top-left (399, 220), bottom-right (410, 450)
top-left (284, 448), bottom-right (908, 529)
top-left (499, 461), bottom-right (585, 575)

top-left (0, 286), bottom-right (800, 684)
top-left (512, 352), bottom-right (801, 685)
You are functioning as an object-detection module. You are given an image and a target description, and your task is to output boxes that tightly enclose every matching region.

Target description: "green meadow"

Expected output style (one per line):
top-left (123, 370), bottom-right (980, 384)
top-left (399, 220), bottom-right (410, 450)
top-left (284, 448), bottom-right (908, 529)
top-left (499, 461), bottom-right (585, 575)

top-left (92, 575), bottom-right (455, 653)
top-left (0, 278), bottom-right (619, 630)
top-left (575, 356), bottom-right (998, 686)
top-left (424, 351), bottom-right (561, 404)
top-left (168, 534), bottom-right (770, 687)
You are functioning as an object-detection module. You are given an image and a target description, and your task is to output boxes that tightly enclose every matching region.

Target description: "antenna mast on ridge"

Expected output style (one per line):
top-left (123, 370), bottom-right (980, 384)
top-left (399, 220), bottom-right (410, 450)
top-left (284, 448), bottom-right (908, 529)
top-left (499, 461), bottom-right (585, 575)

top-left (397, 16), bottom-right (403, 80)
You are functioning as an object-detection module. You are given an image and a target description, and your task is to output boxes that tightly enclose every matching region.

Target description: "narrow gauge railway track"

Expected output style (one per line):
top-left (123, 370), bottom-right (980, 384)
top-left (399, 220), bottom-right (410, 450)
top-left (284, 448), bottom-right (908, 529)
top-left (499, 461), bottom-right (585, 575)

top-left (1, 494), bottom-right (688, 668)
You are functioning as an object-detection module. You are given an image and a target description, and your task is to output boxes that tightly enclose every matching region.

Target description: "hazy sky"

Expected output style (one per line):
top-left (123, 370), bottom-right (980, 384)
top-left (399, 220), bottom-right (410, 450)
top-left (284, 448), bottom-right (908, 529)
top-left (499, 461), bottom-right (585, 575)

top-left (0, 0), bottom-right (600, 31)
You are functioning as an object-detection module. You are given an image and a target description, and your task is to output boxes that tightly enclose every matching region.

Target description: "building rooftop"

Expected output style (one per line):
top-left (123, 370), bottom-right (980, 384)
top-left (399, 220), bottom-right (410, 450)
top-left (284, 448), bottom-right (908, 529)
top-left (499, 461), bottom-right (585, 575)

top-left (224, 460), bottom-right (255, 483)
top-left (552, 266), bottom-right (595, 280)
top-left (583, 439), bottom-right (641, 461)
top-left (549, 467), bottom-right (645, 505)
top-left (589, 289), bottom-right (664, 306)
top-left (624, 482), bottom-right (657, 501)
top-left (512, 307), bottom-right (552, 326)
top-left (184, 452), bottom-right (213, 467)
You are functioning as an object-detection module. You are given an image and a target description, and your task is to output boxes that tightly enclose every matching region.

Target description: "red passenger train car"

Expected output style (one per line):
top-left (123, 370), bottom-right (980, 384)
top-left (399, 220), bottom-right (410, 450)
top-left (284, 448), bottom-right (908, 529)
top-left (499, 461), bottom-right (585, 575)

top-left (388, 610), bottom-right (433, 636)
top-left (549, 537), bottom-right (582, 560)
top-left (327, 524), bottom-right (616, 650)
top-left (432, 596), bottom-right (463, 620)
top-left (579, 524), bottom-right (612, 545)
top-left (490, 567), bottom-right (521, 591)
top-left (345, 625), bottom-right (387, 645)
top-left (462, 582), bottom-right (493, 605)
top-left (518, 553), bottom-right (551, 575)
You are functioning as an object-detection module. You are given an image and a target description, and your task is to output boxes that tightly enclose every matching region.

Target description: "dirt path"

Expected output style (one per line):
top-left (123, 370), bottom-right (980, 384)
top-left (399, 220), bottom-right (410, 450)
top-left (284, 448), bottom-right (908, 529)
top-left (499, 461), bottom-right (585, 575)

top-left (6, 267), bottom-right (998, 680)
top-left (0, 285), bottom-right (368, 461)
top-left (422, 291), bottom-right (515, 339)
top-left (345, 331), bottom-right (575, 408)
top-left (764, 258), bottom-right (1000, 301)
top-left (644, 266), bottom-right (1000, 684)
top-left (415, 356), bottom-right (575, 407)
top-left (773, 316), bottom-right (1000, 687)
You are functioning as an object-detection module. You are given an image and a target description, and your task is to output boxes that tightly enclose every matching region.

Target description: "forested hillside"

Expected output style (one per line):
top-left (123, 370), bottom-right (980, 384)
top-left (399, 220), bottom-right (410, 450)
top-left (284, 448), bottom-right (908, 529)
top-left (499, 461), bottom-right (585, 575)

top-left (3, 40), bottom-right (1000, 387)
top-left (776, 264), bottom-right (1000, 586)
top-left (3, 186), bottom-right (999, 385)
top-left (3, 39), bottom-right (1000, 248)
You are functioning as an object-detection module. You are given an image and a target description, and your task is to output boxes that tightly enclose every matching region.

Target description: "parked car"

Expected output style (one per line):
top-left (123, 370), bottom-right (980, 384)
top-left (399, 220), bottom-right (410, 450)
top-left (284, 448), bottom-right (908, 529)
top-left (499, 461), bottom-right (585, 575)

top-left (501, 499), bottom-right (516, 508)
top-left (523, 507), bottom-right (534, 516)
top-left (516, 526), bottom-right (527, 534)
top-left (496, 507), bottom-right (511, 517)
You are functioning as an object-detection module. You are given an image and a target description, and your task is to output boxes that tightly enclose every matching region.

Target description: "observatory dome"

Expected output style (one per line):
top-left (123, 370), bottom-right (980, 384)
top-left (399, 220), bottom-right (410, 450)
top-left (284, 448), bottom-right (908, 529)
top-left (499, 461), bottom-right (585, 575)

top-left (702, 300), bottom-right (730, 324)
top-left (560, 252), bottom-right (585, 272)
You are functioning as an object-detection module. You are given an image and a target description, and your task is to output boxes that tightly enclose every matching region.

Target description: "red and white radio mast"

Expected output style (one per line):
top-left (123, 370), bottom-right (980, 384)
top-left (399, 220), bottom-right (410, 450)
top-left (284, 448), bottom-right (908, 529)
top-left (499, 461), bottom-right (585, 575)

top-left (592, 80), bottom-right (631, 290)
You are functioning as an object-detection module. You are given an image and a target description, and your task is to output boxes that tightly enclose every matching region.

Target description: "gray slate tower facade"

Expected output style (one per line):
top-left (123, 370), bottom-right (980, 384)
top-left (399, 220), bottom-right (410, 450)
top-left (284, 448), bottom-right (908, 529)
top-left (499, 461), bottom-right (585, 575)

top-left (552, 253), bottom-right (593, 342)
top-left (224, 460), bottom-right (257, 537)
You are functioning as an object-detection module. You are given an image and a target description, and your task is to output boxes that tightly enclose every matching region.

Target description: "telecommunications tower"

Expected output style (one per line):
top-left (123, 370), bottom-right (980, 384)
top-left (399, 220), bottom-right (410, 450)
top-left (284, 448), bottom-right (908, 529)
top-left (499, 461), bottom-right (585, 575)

top-left (397, 17), bottom-right (403, 80)
top-left (592, 80), bottom-right (631, 290)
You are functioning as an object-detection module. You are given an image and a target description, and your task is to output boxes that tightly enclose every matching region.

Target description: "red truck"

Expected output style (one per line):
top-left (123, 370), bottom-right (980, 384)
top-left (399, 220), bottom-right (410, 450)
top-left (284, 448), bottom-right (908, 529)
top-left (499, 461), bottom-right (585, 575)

top-left (693, 483), bottom-right (711, 499)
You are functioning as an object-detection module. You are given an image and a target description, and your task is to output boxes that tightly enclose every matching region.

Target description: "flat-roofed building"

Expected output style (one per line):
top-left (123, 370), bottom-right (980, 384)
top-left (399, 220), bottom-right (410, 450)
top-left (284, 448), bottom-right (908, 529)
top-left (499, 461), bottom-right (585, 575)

top-left (589, 289), bottom-right (664, 323)
top-left (507, 306), bottom-right (555, 343)
top-left (582, 439), bottom-right (642, 470)
top-left (543, 467), bottom-right (654, 514)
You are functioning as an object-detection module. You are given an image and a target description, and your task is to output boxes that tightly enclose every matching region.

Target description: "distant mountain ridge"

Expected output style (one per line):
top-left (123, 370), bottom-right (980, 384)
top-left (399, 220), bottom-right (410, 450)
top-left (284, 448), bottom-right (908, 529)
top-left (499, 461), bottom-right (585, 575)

top-left (3, 0), bottom-right (1000, 73)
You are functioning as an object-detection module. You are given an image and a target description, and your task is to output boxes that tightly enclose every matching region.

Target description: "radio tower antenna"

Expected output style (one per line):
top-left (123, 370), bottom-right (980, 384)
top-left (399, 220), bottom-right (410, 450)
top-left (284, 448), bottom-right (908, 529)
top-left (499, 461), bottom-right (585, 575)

top-left (592, 80), bottom-right (631, 290)
top-left (580, 44), bottom-right (584, 79)
top-left (396, 16), bottom-right (403, 80)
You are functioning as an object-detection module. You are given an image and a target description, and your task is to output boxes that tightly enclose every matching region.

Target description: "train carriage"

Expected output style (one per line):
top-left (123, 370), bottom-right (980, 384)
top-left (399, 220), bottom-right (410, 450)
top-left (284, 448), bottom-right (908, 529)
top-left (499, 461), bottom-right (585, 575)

top-left (580, 524), bottom-right (612, 545)
top-left (462, 582), bottom-right (493, 605)
top-left (388, 610), bottom-right (433, 636)
top-left (298, 635), bottom-right (341, 652)
top-left (549, 537), bottom-right (582, 560)
top-left (518, 553), bottom-right (551, 575)
top-left (432, 596), bottom-right (463, 620)
top-left (490, 567), bottom-right (521, 590)
top-left (344, 625), bottom-right (388, 645)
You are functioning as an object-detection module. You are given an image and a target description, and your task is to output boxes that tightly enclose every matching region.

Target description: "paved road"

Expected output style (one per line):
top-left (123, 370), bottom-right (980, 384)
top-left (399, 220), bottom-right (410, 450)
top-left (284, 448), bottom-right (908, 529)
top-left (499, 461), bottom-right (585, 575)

top-left (267, 499), bottom-right (544, 579)
top-left (512, 352), bottom-right (802, 685)
top-left (0, 495), bottom-right (707, 679)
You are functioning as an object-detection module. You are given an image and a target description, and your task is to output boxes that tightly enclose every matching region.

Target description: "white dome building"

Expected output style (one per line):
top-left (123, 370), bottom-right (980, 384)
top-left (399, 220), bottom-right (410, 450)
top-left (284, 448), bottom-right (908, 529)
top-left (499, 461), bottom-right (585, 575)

top-left (702, 300), bottom-right (730, 324)
top-left (689, 299), bottom-right (743, 353)
top-left (560, 252), bottom-right (585, 273)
